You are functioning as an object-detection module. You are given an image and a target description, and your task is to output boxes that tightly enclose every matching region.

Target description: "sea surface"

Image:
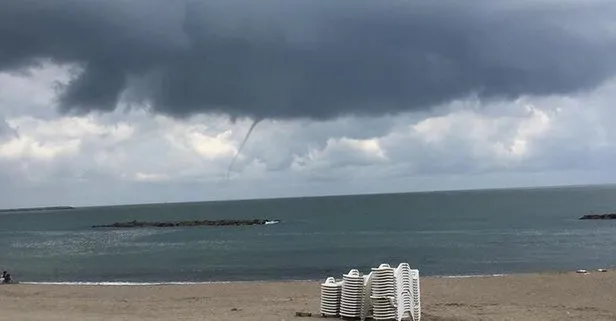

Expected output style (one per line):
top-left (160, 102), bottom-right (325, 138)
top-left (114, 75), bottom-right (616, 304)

top-left (1, 185), bottom-right (616, 283)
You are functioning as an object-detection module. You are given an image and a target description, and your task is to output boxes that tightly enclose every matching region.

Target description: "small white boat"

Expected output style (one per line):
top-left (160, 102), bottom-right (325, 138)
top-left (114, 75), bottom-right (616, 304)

top-left (264, 220), bottom-right (280, 225)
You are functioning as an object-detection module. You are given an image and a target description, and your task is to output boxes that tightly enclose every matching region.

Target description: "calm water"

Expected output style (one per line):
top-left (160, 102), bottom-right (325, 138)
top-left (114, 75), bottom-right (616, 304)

top-left (1, 185), bottom-right (616, 283)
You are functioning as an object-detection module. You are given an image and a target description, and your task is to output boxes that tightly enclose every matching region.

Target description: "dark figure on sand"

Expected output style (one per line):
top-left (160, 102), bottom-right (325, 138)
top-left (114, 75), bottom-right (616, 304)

top-left (2, 271), bottom-right (13, 284)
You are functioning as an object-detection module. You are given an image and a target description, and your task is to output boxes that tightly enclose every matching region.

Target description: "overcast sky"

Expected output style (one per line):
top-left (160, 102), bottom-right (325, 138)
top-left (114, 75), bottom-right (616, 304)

top-left (2, 0), bottom-right (616, 208)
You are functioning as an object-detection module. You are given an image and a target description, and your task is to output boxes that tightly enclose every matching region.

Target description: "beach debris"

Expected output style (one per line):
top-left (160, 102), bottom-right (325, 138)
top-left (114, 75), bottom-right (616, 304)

top-left (294, 311), bottom-right (312, 317)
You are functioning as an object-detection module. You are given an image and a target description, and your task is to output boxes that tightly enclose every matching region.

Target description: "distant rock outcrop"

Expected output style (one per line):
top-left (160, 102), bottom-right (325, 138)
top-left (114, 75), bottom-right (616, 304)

top-left (579, 214), bottom-right (616, 220)
top-left (91, 219), bottom-right (280, 228)
top-left (0, 206), bottom-right (74, 213)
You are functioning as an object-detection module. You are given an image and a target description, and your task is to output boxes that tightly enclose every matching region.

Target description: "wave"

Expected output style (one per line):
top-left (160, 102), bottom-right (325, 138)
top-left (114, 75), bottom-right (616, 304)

top-left (18, 279), bottom-right (318, 286)
top-left (18, 275), bottom-right (505, 286)
top-left (437, 273), bottom-right (507, 279)
top-left (20, 281), bottom-right (232, 286)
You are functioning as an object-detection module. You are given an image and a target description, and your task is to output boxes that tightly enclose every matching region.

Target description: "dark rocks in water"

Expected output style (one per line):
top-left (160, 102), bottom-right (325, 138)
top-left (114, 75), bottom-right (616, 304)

top-left (0, 206), bottom-right (74, 213)
top-left (579, 213), bottom-right (616, 220)
top-left (91, 219), bottom-right (279, 229)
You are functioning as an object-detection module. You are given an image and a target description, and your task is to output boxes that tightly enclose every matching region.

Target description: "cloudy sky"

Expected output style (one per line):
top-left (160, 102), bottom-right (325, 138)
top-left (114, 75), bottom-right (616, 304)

top-left (2, 0), bottom-right (616, 208)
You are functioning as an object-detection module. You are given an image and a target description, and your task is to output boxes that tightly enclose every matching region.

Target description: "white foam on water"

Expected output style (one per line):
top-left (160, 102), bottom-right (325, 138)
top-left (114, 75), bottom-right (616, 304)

top-left (19, 279), bottom-right (314, 286)
top-left (20, 281), bottom-right (231, 286)
top-left (19, 279), bottom-right (322, 286)
top-left (438, 274), bottom-right (507, 279)
top-left (19, 275), bottom-right (510, 286)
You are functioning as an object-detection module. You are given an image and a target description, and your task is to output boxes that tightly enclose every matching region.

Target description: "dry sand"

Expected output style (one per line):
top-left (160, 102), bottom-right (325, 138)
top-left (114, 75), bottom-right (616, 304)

top-left (1, 270), bottom-right (615, 321)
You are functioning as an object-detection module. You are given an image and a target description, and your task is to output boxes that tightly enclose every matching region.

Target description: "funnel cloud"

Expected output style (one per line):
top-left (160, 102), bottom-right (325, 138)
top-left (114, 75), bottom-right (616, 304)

top-left (1, 0), bottom-right (616, 120)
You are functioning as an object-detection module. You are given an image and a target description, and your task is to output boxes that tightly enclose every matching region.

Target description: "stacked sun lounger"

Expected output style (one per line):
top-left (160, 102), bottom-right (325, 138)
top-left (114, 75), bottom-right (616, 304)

top-left (320, 277), bottom-right (342, 317)
top-left (319, 263), bottom-right (421, 321)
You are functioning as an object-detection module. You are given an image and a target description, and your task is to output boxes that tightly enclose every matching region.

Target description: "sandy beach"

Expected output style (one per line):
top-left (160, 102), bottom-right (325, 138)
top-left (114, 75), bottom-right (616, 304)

top-left (1, 270), bottom-right (615, 321)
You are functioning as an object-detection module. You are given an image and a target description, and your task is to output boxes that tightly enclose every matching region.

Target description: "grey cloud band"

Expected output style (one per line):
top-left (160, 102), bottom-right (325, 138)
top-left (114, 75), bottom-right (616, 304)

top-left (1, 0), bottom-right (615, 120)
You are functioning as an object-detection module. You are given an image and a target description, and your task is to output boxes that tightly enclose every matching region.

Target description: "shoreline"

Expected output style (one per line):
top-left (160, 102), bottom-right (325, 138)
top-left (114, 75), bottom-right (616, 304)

top-left (13, 267), bottom-right (612, 286)
top-left (17, 275), bottom-right (506, 286)
top-left (2, 270), bottom-right (615, 320)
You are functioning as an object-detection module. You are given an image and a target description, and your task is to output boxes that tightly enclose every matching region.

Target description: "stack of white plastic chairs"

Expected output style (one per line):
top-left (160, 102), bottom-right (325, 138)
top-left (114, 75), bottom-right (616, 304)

top-left (320, 277), bottom-right (342, 317)
top-left (409, 269), bottom-right (421, 321)
top-left (360, 273), bottom-right (373, 320)
top-left (370, 264), bottom-right (398, 320)
top-left (320, 263), bottom-right (420, 321)
top-left (394, 263), bottom-right (421, 321)
top-left (340, 269), bottom-right (364, 318)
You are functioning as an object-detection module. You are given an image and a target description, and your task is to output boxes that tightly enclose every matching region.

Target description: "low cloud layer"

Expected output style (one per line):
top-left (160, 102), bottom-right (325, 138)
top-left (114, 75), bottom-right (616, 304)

top-left (2, 0), bottom-right (616, 120)
top-left (3, 63), bottom-right (616, 208)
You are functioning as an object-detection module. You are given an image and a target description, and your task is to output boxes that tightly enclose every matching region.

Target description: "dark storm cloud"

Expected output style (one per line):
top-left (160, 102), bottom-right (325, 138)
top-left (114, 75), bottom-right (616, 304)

top-left (1, 0), bottom-right (616, 120)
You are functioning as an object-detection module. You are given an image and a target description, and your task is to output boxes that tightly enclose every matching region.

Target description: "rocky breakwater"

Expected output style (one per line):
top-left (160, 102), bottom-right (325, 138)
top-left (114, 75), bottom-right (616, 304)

top-left (579, 213), bottom-right (616, 220)
top-left (92, 219), bottom-right (280, 228)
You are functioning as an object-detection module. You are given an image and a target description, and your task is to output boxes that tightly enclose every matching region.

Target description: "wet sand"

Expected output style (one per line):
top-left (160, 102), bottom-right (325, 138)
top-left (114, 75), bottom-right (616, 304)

top-left (1, 270), bottom-right (615, 321)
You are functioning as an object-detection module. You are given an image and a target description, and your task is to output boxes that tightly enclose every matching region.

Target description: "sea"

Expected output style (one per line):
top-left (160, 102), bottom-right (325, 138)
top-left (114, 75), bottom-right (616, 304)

top-left (1, 185), bottom-right (616, 284)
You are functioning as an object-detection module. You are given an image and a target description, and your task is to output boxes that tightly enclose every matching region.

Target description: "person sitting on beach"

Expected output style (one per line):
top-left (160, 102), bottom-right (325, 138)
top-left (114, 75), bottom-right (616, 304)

top-left (1, 271), bottom-right (11, 284)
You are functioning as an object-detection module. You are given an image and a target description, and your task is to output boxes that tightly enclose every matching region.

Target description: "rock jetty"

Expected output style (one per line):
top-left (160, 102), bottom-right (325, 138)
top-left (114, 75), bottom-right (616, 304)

top-left (579, 214), bottom-right (616, 220)
top-left (0, 206), bottom-right (74, 213)
top-left (91, 219), bottom-right (279, 229)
